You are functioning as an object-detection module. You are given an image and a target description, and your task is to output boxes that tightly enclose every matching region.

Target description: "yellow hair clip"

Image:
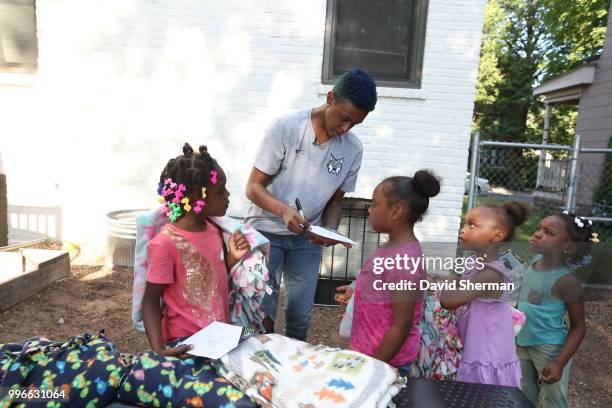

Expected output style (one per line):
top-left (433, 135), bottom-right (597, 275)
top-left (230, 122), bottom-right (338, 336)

top-left (202, 187), bottom-right (207, 199)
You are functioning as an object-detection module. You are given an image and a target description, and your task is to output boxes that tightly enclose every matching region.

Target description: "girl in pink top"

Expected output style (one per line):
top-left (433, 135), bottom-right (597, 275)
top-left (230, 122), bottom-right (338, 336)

top-left (337, 170), bottom-right (440, 375)
top-left (142, 143), bottom-right (249, 358)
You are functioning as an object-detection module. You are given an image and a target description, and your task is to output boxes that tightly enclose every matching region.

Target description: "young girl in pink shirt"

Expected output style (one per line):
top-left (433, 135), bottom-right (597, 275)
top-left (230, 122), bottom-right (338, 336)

top-left (337, 170), bottom-right (440, 375)
top-left (142, 143), bottom-right (249, 358)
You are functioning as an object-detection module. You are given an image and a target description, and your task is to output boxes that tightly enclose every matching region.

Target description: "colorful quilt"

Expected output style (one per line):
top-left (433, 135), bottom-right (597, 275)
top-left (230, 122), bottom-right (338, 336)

top-left (117, 351), bottom-right (256, 407)
top-left (1, 333), bottom-right (258, 408)
top-left (214, 334), bottom-right (405, 408)
top-left (0, 333), bottom-right (128, 408)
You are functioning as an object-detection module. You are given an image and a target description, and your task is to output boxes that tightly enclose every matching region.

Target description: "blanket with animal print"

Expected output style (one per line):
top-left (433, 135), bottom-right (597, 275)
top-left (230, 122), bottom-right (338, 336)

top-left (117, 351), bottom-right (256, 408)
top-left (213, 334), bottom-right (405, 408)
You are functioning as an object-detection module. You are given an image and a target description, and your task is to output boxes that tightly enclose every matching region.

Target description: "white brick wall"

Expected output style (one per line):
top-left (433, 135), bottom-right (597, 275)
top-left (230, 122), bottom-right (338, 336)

top-left (0, 0), bottom-right (486, 245)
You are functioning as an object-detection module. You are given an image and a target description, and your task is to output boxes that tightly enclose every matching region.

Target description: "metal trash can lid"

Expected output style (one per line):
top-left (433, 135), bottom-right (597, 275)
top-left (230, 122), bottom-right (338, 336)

top-left (106, 209), bottom-right (149, 240)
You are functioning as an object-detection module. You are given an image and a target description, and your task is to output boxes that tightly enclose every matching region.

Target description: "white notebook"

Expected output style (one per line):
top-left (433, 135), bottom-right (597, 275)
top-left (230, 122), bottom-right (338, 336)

top-left (178, 321), bottom-right (242, 359)
top-left (308, 225), bottom-right (358, 246)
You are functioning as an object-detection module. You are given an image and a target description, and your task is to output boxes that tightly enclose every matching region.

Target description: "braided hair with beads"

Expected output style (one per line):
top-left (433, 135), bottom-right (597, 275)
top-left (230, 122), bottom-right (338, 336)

top-left (157, 143), bottom-right (219, 221)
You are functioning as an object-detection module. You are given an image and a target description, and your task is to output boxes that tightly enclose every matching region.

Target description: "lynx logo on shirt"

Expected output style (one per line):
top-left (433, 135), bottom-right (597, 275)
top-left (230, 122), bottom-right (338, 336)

top-left (327, 153), bottom-right (343, 175)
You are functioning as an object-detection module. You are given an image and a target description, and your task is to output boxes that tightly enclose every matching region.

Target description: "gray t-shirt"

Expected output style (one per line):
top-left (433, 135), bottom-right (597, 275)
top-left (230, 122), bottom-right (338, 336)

top-left (244, 109), bottom-right (363, 235)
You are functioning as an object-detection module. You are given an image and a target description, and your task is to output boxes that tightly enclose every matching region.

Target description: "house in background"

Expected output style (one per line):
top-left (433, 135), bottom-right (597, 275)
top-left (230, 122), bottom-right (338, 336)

top-left (1, 0), bottom-right (487, 249)
top-left (533, 2), bottom-right (612, 215)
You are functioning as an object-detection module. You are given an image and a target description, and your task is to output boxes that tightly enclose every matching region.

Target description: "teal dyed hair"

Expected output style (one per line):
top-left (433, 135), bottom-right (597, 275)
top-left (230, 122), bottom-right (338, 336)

top-left (332, 68), bottom-right (377, 112)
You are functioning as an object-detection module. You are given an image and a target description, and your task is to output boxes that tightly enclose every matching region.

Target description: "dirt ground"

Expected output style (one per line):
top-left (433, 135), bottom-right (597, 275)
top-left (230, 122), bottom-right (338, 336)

top-left (0, 263), bottom-right (610, 407)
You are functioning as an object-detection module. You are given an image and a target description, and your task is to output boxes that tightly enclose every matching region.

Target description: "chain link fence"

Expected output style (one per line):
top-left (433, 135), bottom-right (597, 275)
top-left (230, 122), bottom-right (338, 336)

top-left (475, 145), bottom-right (566, 214)
top-left (576, 157), bottom-right (612, 241)
top-left (467, 133), bottom-right (612, 241)
top-left (315, 134), bottom-right (612, 303)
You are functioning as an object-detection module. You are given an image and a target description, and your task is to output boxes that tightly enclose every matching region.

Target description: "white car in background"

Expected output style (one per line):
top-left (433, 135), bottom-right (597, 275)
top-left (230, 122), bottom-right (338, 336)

top-left (465, 172), bottom-right (490, 194)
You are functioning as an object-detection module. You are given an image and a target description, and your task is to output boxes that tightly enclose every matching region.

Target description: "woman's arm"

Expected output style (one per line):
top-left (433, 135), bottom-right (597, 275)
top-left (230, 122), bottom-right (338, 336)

top-left (309, 190), bottom-right (352, 248)
top-left (321, 190), bottom-right (345, 230)
top-left (440, 268), bottom-right (503, 310)
top-left (372, 299), bottom-right (416, 363)
top-left (542, 277), bottom-right (586, 384)
top-left (246, 167), bottom-right (306, 234)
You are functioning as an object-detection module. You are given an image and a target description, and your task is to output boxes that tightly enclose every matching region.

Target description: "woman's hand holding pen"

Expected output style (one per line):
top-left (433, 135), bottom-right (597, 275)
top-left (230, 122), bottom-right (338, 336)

top-left (281, 205), bottom-right (308, 234)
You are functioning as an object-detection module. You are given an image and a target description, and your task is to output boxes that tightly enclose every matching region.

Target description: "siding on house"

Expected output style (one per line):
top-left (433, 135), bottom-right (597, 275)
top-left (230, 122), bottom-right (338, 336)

top-left (576, 3), bottom-right (612, 206)
top-left (577, 3), bottom-right (612, 148)
top-left (0, 0), bottom-right (486, 245)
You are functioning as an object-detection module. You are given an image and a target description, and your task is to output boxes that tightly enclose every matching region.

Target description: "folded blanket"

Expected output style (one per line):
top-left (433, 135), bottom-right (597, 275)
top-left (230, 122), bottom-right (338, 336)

top-left (212, 216), bottom-right (273, 332)
top-left (214, 334), bottom-right (405, 408)
top-left (1, 333), bottom-right (257, 408)
top-left (118, 351), bottom-right (256, 407)
top-left (0, 333), bottom-right (128, 408)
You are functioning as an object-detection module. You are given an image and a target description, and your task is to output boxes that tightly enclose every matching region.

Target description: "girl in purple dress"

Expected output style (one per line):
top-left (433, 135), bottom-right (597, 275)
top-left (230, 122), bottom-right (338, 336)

top-left (441, 201), bottom-right (531, 387)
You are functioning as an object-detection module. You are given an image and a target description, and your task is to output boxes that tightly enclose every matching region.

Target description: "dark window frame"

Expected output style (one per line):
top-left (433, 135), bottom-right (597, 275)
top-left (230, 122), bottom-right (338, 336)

top-left (0, 0), bottom-right (38, 74)
top-left (322, 0), bottom-right (428, 89)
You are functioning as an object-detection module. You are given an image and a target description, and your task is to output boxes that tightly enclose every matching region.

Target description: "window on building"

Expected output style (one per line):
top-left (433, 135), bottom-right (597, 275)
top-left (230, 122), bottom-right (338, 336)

top-left (0, 0), bottom-right (38, 73)
top-left (322, 0), bottom-right (428, 88)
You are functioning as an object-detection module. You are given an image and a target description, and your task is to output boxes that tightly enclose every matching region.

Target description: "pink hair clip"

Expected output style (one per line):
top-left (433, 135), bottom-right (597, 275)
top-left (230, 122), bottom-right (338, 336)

top-left (193, 200), bottom-right (206, 214)
top-left (210, 170), bottom-right (218, 185)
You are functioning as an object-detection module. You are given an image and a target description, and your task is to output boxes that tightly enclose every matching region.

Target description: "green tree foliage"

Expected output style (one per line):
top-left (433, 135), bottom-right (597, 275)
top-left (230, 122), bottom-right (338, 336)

top-left (473, 0), bottom-right (610, 144)
top-left (543, 0), bottom-right (610, 78)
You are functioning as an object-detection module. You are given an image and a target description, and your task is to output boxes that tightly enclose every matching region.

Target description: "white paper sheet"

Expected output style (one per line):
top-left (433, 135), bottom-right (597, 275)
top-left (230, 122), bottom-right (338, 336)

top-left (308, 226), bottom-right (358, 246)
top-left (179, 321), bottom-right (242, 359)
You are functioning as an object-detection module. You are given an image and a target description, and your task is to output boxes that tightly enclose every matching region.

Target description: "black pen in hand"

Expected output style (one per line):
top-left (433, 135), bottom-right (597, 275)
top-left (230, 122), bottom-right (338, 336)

top-left (295, 198), bottom-right (309, 237)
